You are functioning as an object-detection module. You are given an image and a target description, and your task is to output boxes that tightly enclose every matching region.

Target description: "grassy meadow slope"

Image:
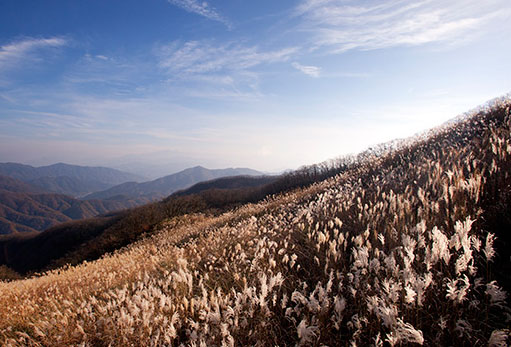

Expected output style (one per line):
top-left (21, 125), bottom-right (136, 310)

top-left (1, 98), bottom-right (511, 346)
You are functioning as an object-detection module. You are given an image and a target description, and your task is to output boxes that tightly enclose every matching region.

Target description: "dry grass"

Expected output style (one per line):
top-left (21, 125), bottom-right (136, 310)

top-left (1, 97), bottom-right (511, 346)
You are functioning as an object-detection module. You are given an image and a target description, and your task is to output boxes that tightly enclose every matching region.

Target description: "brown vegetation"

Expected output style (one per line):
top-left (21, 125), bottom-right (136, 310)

top-left (0, 161), bottom-right (346, 274)
top-left (0, 98), bottom-right (510, 345)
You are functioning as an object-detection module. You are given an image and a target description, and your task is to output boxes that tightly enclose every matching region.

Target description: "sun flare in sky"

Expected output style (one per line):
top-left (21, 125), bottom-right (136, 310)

top-left (1, 0), bottom-right (510, 176)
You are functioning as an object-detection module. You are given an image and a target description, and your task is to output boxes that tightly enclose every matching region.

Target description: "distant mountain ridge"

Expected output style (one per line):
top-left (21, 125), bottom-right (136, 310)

top-left (27, 176), bottom-right (111, 198)
top-left (0, 175), bottom-right (45, 194)
top-left (0, 164), bottom-right (265, 234)
top-left (0, 162), bottom-right (145, 184)
top-left (0, 174), bottom-right (144, 234)
top-left (84, 166), bottom-right (264, 201)
top-left (0, 162), bottom-right (145, 197)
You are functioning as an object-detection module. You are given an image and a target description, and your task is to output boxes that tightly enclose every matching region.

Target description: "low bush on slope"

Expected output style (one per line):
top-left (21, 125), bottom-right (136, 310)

top-left (0, 98), bottom-right (510, 346)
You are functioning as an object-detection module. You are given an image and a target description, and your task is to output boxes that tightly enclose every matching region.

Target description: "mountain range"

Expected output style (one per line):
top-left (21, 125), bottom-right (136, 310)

top-left (0, 175), bottom-right (143, 234)
top-left (0, 164), bottom-right (265, 234)
top-left (84, 166), bottom-right (263, 201)
top-left (0, 162), bottom-right (145, 197)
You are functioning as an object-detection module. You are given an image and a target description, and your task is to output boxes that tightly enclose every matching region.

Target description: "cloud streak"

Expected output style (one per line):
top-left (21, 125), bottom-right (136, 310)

top-left (0, 37), bottom-right (66, 69)
top-left (157, 40), bottom-right (298, 96)
top-left (295, 0), bottom-right (511, 52)
top-left (167, 0), bottom-right (231, 27)
top-left (292, 62), bottom-right (321, 77)
top-left (158, 40), bottom-right (298, 75)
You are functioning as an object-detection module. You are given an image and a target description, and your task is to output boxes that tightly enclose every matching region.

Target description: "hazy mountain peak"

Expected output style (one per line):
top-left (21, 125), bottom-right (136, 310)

top-left (84, 166), bottom-right (264, 201)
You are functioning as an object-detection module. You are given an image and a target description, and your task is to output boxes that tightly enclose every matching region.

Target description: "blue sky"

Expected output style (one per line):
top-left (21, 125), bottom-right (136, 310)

top-left (1, 0), bottom-right (510, 176)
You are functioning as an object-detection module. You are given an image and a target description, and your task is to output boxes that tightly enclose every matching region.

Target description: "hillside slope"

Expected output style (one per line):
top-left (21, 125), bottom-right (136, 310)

top-left (0, 98), bottom-right (510, 346)
top-left (171, 174), bottom-right (278, 197)
top-left (0, 175), bottom-right (46, 194)
top-left (84, 166), bottom-right (264, 201)
top-left (27, 176), bottom-right (111, 198)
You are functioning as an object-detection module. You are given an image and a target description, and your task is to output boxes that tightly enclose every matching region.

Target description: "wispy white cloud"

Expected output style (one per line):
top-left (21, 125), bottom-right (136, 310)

top-left (62, 53), bottom-right (137, 90)
top-left (0, 37), bottom-right (66, 69)
top-left (157, 40), bottom-right (298, 97)
top-left (158, 40), bottom-right (298, 75)
top-left (13, 110), bottom-right (94, 129)
top-left (295, 0), bottom-right (511, 52)
top-left (292, 62), bottom-right (321, 77)
top-left (95, 54), bottom-right (109, 61)
top-left (167, 0), bottom-right (231, 27)
top-left (0, 93), bottom-right (16, 103)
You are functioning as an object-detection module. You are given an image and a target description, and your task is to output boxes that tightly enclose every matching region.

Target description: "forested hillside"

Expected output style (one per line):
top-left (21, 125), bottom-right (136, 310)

top-left (0, 175), bottom-right (143, 234)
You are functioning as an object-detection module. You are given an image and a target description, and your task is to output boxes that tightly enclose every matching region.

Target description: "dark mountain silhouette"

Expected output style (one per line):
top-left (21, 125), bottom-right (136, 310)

top-left (172, 175), bottom-right (278, 197)
top-left (84, 166), bottom-right (263, 201)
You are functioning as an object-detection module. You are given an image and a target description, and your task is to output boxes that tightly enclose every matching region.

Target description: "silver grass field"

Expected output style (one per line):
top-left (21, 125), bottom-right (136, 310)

top-left (1, 98), bottom-right (511, 346)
